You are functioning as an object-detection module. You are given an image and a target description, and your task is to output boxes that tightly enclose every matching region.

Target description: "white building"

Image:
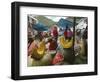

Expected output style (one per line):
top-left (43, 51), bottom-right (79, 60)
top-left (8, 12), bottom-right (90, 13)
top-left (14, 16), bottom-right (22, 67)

top-left (76, 18), bottom-right (87, 30)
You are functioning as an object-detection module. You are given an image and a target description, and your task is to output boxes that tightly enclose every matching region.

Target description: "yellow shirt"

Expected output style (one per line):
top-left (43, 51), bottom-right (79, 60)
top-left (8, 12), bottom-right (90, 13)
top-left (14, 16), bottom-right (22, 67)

top-left (37, 40), bottom-right (46, 55)
top-left (31, 40), bottom-right (46, 60)
top-left (59, 36), bottom-right (73, 48)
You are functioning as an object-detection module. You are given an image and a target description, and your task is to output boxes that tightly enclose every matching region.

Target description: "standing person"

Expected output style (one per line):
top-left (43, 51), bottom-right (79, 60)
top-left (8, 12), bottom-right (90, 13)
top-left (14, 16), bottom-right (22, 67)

top-left (75, 29), bottom-right (81, 44)
top-left (51, 25), bottom-right (58, 41)
top-left (48, 38), bottom-right (58, 51)
top-left (67, 28), bottom-right (73, 39)
top-left (64, 26), bottom-right (68, 39)
top-left (59, 28), bottom-right (64, 36)
top-left (28, 23), bottom-right (34, 49)
top-left (82, 26), bottom-right (88, 56)
top-left (64, 26), bottom-right (73, 40)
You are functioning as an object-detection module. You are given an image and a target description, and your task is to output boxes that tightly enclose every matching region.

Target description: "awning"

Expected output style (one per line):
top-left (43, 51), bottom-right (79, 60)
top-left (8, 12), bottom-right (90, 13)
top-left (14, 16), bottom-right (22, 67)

top-left (33, 22), bottom-right (48, 31)
top-left (57, 18), bottom-right (73, 29)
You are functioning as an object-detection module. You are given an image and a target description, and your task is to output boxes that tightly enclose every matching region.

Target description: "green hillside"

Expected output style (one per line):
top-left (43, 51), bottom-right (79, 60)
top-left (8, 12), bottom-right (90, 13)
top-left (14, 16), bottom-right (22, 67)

top-left (34, 16), bottom-right (56, 27)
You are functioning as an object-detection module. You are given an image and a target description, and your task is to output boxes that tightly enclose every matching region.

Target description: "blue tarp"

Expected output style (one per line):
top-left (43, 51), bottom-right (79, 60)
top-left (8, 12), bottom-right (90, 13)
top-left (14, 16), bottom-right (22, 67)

top-left (57, 18), bottom-right (73, 29)
top-left (32, 22), bottom-right (48, 31)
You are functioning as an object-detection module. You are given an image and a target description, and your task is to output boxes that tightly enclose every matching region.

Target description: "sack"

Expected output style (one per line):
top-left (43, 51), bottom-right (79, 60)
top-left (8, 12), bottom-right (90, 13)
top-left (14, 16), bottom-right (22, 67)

top-left (52, 52), bottom-right (64, 65)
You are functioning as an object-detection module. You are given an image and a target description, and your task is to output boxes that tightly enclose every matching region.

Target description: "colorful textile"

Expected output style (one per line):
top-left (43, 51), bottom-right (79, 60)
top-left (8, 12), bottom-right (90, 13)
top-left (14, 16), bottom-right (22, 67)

top-left (52, 52), bottom-right (64, 65)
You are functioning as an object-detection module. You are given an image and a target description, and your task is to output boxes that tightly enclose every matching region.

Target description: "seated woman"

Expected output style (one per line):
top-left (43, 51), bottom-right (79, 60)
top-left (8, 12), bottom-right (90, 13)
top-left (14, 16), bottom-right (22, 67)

top-left (58, 28), bottom-right (75, 64)
top-left (28, 38), bottom-right (46, 60)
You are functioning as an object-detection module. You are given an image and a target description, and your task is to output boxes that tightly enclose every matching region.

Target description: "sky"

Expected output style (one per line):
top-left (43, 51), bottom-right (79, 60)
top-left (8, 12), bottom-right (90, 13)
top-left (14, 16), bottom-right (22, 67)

top-left (45, 16), bottom-right (66, 22)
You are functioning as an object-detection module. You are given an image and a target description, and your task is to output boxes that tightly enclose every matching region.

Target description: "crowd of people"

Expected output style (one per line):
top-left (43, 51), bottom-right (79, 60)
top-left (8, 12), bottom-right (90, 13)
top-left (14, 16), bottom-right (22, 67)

top-left (27, 17), bottom-right (88, 66)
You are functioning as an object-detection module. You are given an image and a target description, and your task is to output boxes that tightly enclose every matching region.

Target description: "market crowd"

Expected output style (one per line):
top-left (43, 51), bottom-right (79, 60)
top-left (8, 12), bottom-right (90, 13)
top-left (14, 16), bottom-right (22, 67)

top-left (27, 17), bottom-right (87, 66)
